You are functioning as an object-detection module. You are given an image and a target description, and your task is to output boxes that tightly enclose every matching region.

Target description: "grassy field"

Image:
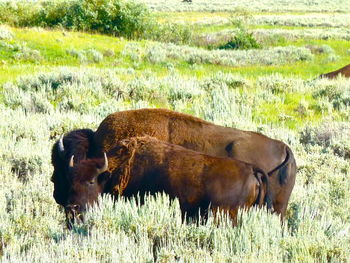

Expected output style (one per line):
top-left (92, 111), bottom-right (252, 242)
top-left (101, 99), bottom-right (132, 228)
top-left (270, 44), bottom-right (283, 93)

top-left (0, 0), bottom-right (349, 262)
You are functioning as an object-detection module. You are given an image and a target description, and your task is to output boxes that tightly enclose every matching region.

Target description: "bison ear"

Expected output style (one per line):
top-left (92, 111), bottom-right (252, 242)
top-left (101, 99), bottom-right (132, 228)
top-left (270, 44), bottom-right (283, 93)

top-left (225, 141), bottom-right (234, 157)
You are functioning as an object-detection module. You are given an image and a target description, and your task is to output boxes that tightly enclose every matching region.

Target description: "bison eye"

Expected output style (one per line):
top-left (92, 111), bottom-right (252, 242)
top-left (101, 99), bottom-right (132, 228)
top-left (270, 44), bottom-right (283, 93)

top-left (88, 180), bottom-right (94, 185)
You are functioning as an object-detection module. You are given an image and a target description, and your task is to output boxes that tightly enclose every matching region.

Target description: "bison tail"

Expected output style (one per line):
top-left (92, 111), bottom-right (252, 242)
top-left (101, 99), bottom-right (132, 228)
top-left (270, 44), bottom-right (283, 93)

top-left (253, 167), bottom-right (273, 210)
top-left (268, 146), bottom-right (296, 185)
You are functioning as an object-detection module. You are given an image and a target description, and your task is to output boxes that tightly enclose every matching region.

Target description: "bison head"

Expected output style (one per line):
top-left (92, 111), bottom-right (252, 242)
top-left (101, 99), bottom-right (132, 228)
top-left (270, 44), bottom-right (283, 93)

top-left (51, 129), bottom-right (95, 207)
top-left (65, 153), bottom-right (109, 229)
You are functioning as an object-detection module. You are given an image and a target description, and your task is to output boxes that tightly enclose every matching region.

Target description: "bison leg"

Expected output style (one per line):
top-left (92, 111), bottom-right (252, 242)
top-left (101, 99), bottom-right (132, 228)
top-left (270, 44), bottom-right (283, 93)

top-left (179, 202), bottom-right (210, 225)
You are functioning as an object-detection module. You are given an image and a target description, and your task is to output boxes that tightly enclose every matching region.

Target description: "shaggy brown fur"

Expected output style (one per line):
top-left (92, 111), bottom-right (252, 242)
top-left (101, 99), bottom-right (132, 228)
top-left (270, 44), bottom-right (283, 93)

top-left (320, 64), bottom-right (350, 79)
top-left (65, 136), bottom-right (272, 225)
top-left (51, 129), bottom-right (95, 206)
top-left (93, 108), bottom-right (296, 218)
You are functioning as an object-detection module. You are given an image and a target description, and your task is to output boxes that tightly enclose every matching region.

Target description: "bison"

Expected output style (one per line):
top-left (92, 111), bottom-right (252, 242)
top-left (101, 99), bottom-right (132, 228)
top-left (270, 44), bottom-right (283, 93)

top-left (93, 108), bottom-right (296, 218)
top-left (320, 63), bottom-right (350, 79)
top-left (64, 136), bottom-right (272, 228)
top-left (51, 108), bottom-right (296, 219)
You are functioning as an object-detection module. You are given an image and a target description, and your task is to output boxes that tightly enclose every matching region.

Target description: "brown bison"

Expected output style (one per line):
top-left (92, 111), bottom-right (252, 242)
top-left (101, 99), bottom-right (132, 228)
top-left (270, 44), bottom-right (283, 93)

top-left (92, 108), bottom-right (296, 218)
top-left (65, 136), bottom-right (272, 228)
top-left (320, 63), bottom-right (350, 79)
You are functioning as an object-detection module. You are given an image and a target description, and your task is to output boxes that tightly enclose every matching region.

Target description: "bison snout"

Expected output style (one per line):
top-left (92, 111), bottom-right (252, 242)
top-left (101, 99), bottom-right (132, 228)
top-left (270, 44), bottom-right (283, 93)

top-left (65, 204), bottom-right (84, 230)
top-left (65, 204), bottom-right (80, 212)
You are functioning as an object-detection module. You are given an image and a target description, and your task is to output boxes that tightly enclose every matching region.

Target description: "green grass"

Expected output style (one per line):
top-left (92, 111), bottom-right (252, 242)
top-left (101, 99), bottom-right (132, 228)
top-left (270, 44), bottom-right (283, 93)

top-left (254, 92), bottom-right (324, 129)
top-left (1, 26), bottom-right (349, 84)
top-left (11, 28), bottom-right (125, 65)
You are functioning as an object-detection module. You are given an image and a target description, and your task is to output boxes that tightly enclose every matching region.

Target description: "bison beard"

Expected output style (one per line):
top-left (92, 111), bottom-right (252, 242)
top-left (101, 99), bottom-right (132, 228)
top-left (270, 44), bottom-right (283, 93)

top-left (63, 136), bottom-right (272, 227)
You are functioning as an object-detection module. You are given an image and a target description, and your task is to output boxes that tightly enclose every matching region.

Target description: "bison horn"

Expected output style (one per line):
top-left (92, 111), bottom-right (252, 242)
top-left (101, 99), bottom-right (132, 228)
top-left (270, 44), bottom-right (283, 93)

top-left (69, 155), bottom-right (74, 168)
top-left (97, 152), bottom-right (108, 175)
top-left (58, 135), bottom-right (65, 153)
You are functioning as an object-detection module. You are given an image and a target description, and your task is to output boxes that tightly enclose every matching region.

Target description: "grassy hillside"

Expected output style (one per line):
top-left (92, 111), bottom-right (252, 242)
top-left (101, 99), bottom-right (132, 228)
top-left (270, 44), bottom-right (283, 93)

top-left (0, 0), bottom-right (349, 262)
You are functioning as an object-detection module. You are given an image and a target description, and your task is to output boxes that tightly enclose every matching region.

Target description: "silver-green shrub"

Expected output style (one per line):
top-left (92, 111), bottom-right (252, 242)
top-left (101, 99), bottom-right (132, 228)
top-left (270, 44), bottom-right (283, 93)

top-left (257, 74), bottom-right (305, 94)
top-left (138, 0), bottom-right (350, 12)
top-left (123, 42), bottom-right (314, 67)
top-left (66, 49), bottom-right (104, 64)
top-left (0, 68), bottom-right (349, 262)
top-left (300, 121), bottom-right (350, 159)
top-left (312, 78), bottom-right (350, 110)
top-left (0, 25), bottom-right (13, 40)
top-left (0, 41), bottom-right (42, 62)
top-left (252, 14), bottom-right (350, 28)
top-left (254, 28), bottom-right (350, 41)
top-left (145, 45), bottom-right (167, 64)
